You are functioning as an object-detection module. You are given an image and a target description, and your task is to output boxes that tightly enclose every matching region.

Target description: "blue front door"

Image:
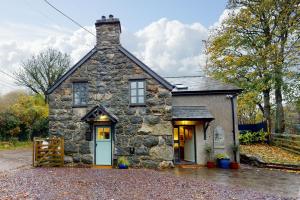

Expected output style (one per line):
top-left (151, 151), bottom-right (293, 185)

top-left (95, 126), bottom-right (112, 165)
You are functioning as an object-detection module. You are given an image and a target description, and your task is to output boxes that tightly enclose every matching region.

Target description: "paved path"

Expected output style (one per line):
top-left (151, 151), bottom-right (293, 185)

top-left (0, 148), bottom-right (32, 172)
top-left (168, 165), bottom-right (300, 198)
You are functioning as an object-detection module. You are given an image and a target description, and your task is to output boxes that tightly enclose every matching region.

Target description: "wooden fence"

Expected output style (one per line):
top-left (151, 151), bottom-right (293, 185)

top-left (271, 133), bottom-right (300, 155)
top-left (33, 137), bottom-right (64, 167)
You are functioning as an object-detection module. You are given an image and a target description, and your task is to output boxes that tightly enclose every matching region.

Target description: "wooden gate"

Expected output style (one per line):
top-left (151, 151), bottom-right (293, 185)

top-left (33, 136), bottom-right (64, 167)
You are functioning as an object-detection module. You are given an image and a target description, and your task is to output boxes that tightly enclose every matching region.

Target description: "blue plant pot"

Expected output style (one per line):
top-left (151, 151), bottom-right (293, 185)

top-left (217, 158), bottom-right (230, 169)
top-left (118, 164), bottom-right (128, 169)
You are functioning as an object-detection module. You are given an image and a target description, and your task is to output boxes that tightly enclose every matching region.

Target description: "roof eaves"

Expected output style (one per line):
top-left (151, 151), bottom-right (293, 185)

top-left (118, 46), bottom-right (174, 91)
top-left (172, 89), bottom-right (243, 96)
top-left (172, 106), bottom-right (215, 121)
top-left (47, 47), bottom-right (97, 94)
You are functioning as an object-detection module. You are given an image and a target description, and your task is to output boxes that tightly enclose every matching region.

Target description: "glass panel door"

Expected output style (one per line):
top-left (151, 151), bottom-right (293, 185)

top-left (173, 127), bottom-right (180, 163)
top-left (173, 125), bottom-right (196, 164)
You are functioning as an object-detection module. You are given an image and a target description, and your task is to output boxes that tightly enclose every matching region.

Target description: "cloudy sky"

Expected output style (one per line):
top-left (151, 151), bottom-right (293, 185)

top-left (0, 0), bottom-right (228, 94)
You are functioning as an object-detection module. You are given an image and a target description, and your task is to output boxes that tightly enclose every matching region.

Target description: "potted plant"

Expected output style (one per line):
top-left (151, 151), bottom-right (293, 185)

top-left (230, 144), bottom-right (240, 169)
top-left (204, 144), bottom-right (216, 168)
top-left (117, 156), bottom-right (129, 169)
top-left (215, 153), bottom-right (230, 169)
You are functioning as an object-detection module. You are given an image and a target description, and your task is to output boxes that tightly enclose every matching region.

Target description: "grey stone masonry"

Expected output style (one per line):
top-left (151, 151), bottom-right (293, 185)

top-left (95, 15), bottom-right (121, 49)
top-left (48, 15), bottom-right (173, 168)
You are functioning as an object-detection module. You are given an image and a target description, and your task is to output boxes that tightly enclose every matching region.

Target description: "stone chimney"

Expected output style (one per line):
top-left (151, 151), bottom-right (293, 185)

top-left (95, 15), bottom-right (121, 49)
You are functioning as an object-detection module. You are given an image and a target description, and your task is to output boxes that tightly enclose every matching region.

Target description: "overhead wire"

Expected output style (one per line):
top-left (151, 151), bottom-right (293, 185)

top-left (42, 0), bottom-right (96, 37)
top-left (0, 69), bottom-right (18, 89)
top-left (0, 69), bottom-right (16, 80)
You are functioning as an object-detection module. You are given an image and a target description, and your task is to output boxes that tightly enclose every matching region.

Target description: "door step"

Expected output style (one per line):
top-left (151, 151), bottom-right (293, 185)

top-left (176, 164), bottom-right (204, 169)
top-left (92, 165), bottom-right (113, 169)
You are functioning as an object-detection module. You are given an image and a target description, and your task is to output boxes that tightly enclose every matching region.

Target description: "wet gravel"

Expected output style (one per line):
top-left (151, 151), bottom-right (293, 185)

top-left (0, 168), bottom-right (294, 200)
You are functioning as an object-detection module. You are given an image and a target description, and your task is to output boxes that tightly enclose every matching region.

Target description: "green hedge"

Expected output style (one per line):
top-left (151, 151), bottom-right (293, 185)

top-left (239, 130), bottom-right (268, 145)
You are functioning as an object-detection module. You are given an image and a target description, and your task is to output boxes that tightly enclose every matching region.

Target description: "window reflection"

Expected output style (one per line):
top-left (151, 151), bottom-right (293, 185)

top-left (97, 127), bottom-right (110, 140)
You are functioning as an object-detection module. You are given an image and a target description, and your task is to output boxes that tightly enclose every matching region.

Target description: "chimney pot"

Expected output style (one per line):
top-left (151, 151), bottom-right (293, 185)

top-left (95, 15), bottom-right (121, 49)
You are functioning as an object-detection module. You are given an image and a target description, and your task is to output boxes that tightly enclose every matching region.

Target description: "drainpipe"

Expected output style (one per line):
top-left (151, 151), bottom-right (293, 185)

top-left (227, 94), bottom-right (238, 162)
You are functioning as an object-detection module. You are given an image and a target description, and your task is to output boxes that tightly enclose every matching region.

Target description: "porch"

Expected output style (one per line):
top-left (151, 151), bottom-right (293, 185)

top-left (172, 106), bottom-right (214, 165)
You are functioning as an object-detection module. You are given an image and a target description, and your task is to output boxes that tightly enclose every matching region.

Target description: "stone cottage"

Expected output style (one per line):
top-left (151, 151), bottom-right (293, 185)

top-left (47, 15), bottom-right (241, 168)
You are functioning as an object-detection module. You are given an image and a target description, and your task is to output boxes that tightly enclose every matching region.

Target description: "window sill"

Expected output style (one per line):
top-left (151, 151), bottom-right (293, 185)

top-left (72, 105), bottom-right (88, 108)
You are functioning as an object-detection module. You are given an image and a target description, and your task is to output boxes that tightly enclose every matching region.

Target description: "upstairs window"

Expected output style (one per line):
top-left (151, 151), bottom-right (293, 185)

top-left (130, 80), bottom-right (145, 105)
top-left (73, 82), bottom-right (88, 106)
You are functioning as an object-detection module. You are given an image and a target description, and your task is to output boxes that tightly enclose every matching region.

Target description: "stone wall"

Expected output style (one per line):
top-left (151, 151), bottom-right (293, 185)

top-left (48, 17), bottom-right (173, 168)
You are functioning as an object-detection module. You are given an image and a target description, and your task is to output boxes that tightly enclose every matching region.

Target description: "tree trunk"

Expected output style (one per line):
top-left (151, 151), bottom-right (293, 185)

top-left (43, 91), bottom-right (49, 104)
top-left (274, 37), bottom-right (286, 134)
top-left (275, 78), bottom-right (285, 133)
top-left (262, 90), bottom-right (272, 134)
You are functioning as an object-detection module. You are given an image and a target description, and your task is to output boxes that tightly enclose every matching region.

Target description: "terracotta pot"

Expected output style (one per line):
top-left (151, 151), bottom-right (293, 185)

top-left (230, 162), bottom-right (240, 169)
top-left (206, 161), bottom-right (216, 168)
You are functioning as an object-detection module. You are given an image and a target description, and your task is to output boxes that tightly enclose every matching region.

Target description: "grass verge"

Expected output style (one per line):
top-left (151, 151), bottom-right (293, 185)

top-left (0, 141), bottom-right (32, 151)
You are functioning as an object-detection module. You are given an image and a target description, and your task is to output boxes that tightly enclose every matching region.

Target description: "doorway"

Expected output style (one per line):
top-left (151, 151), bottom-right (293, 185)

top-left (173, 125), bottom-right (196, 164)
top-left (95, 126), bottom-right (112, 165)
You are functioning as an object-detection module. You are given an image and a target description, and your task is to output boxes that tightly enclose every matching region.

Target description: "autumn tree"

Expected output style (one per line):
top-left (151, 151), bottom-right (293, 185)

top-left (15, 48), bottom-right (71, 101)
top-left (238, 92), bottom-right (264, 124)
top-left (207, 0), bottom-right (300, 133)
top-left (207, 7), bottom-right (274, 132)
top-left (0, 90), bottom-right (26, 113)
top-left (0, 93), bottom-right (49, 141)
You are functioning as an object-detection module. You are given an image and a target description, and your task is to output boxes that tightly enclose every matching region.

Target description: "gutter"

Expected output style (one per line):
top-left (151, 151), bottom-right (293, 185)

top-left (172, 89), bottom-right (243, 96)
top-left (227, 94), bottom-right (238, 162)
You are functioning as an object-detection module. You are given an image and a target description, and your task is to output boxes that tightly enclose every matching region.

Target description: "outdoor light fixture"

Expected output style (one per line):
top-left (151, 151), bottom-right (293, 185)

top-left (99, 114), bottom-right (109, 121)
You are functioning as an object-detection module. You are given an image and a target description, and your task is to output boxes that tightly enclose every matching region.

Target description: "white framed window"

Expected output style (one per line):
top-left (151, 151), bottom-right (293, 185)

top-left (130, 80), bottom-right (145, 105)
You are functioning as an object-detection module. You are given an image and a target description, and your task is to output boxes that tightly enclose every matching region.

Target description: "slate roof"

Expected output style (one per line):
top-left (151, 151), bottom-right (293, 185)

top-left (165, 76), bottom-right (242, 95)
top-left (172, 106), bottom-right (214, 120)
top-left (81, 104), bottom-right (119, 123)
top-left (47, 46), bottom-right (174, 94)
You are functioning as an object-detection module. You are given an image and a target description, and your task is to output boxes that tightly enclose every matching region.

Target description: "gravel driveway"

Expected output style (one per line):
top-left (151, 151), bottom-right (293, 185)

top-left (0, 148), bottom-right (32, 172)
top-left (0, 167), bottom-right (296, 200)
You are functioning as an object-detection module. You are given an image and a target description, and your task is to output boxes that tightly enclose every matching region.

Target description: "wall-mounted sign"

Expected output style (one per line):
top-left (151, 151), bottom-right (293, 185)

top-left (214, 126), bottom-right (225, 148)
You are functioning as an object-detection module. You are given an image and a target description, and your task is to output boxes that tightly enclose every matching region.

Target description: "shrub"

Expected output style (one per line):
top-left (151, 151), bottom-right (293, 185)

top-left (215, 153), bottom-right (229, 159)
top-left (239, 130), bottom-right (268, 145)
top-left (9, 137), bottom-right (19, 146)
top-left (231, 144), bottom-right (239, 153)
top-left (117, 156), bottom-right (129, 166)
top-left (32, 117), bottom-right (49, 139)
top-left (204, 144), bottom-right (213, 161)
top-left (0, 94), bottom-right (49, 142)
top-left (0, 112), bottom-right (21, 141)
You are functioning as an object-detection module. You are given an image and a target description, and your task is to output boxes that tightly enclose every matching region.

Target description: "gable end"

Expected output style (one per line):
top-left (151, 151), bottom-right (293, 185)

top-left (46, 47), bottom-right (97, 94)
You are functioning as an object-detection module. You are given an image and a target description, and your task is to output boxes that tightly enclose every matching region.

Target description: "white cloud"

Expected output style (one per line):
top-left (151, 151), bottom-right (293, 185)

top-left (122, 18), bottom-right (208, 76)
top-left (0, 24), bottom-right (95, 94)
top-left (0, 17), bottom-right (214, 93)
